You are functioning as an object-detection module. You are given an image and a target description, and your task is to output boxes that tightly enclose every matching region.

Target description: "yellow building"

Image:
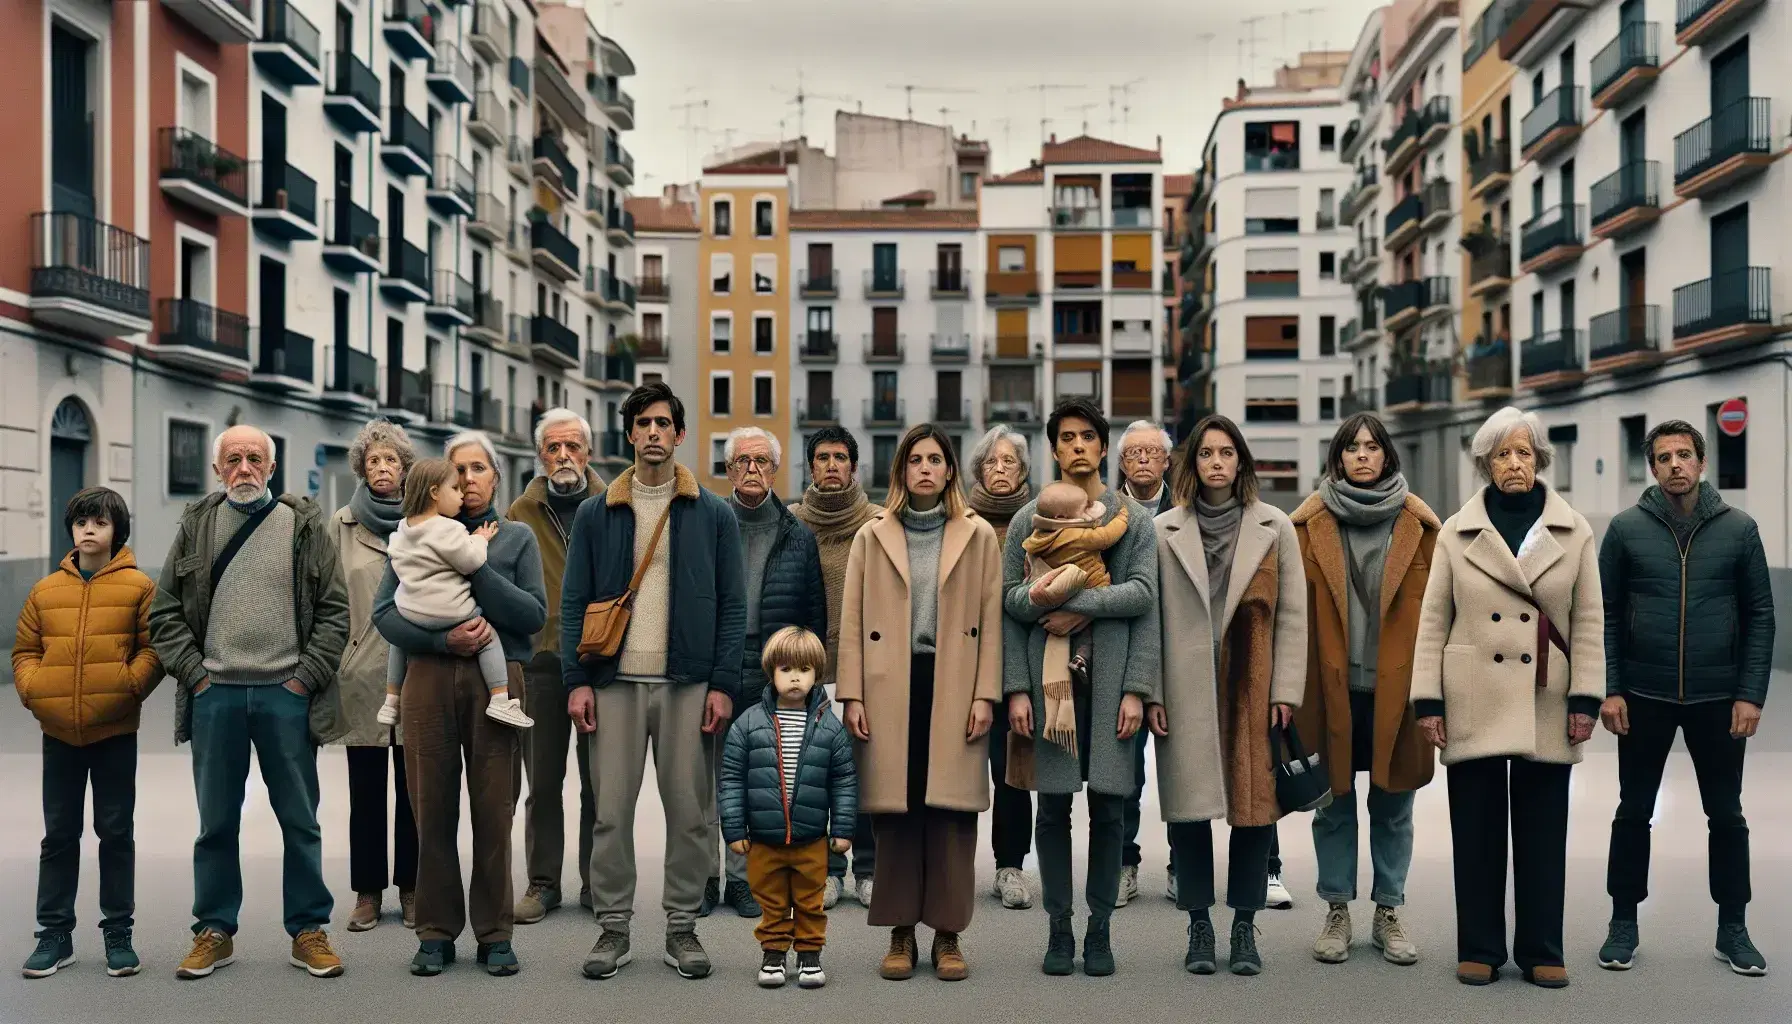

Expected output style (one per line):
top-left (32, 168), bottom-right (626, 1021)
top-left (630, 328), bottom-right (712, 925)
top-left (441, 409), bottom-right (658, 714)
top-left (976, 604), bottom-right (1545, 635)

top-left (1459, 0), bottom-right (1520, 402)
top-left (696, 149), bottom-right (796, 492)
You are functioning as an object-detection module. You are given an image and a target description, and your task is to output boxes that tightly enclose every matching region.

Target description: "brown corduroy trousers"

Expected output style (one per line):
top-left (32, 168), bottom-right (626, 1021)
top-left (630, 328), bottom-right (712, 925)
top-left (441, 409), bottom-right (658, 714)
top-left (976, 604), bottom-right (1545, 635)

top-left (867, 808), bottom-right (978, 933)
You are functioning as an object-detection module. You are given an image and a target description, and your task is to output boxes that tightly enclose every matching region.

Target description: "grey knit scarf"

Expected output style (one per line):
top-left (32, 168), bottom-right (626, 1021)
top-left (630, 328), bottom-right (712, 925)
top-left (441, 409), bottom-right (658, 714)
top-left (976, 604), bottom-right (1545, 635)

top-left (968, 481), bottom-right (1033, 532)
top-left (1194, 494), bottom-right (1244, 627)
top-left (349, 482), bottom-right (404, 538)
top-left (1319, 473), bottom-right (1409, 692)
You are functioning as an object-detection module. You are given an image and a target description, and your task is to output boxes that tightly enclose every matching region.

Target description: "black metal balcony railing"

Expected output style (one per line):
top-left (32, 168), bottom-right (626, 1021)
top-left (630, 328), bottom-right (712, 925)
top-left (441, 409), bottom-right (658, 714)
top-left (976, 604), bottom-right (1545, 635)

top-left (1420, 95), bottom-right (1452, 135)
top-left (636, 335), bottom-right (668, 360)
top-left (533, 133), bottom-right (578, 194)
top-left (432, 268), bottom-right (473, 317)
top-left (1676, 0), bottom-right (1733, 34)
top-left (1674, 97), bottom-right (1772, 185)
top-left (159, 127), bottom-right (249, 206)
top-left (1520, 330), bottom-right (1584, 377)
top-left (1421, 178), bottom-right (1453, 221)
top-left (158, 297), bottom-right (249, 359)
top-left (257, 161), bottom-right (318, 223)
top-left (1590, 161), bottom-right (1660, 228)
top-left (1470, 242), bottom-right (1513, 285)
top-left (638, 276), bottom-right (668, 300)
top-left (386, 0), bottom-right (437, 42)
top-left (1385, 371), bottom-right (1451, 408)
top-left (1470, 138), bottom-right (1512, 188)
top-left (328, 50), bottom-right (381, 112)
top-left (1385, 193), bottom-right (1423, 239)
top-left (864, 269), bottom-right (906, 297)
top-left (932, 398), bottom-right (971, 423)
top-left (385, 106), bottom-right (431, 159)
top-left (1521, 86), bottom-right (1584, 153)
top-left (1243, 148), bottom-right (1300, 172)
top-left (605, 138), bottom-right (635, 178)
top-left (507, 54), bottom-right (530, 96)
top-left (1424, 276), bottom-right (1454, 309)
top-left (1520, 204), bottom-right (1584, 262)
top-left (262, 0), bottom-right (322, 67)
top-left (530, 314), bottom-right (579, 360)
top-left (1466, 344), bottom-right (1513, 391)
top-left (796, 399), bottom-right (838, 424)
top-left (799, 269), bottom-right (837, 295)
top-left (863, 398), bottom-right (906, 425)
top-left (327, 198), bottom-right (380, 252)
top-left (384, 237), bottom-right (428, 290)
top-left (931, 269), bottom-right (967, 294)
top-left (1382, 110), bottom-right (1420, 158)
top-left (30, 212), bottom-right (151, 319)
top-left (1589, 306), bottom-right (1661, 362)
top-left (864, 333), bottom-right (905, 361)
top-left (530, 218), bottom-right (579, 271)
top-left (1591, 22), bottom-right (1659, 101)
top-left (391, 368), bottom-right (428, 417)
top-left (1340, 118), bottom-right (1361, 154)
top-left (1341, 166), bottom-right (1379, 216)
top-left (258, 327), bottom-right (315, 381)
top-left (332, 346), bottom-right (379, 401)
top-left (931, 333), bottom-right (971, 359)
top-left (800, 332), bottom-right (839, 360)
top-left (1384, 280), bottom-right (1425, 322)
top-left (432, 154), bottom-right (475, 208)
top-left (1341, 388), bottom-right (1380, 416)
top-left (607, 206), bottom-right (635, 238)
top-left (1673, 267), bottom-right (1772, 340)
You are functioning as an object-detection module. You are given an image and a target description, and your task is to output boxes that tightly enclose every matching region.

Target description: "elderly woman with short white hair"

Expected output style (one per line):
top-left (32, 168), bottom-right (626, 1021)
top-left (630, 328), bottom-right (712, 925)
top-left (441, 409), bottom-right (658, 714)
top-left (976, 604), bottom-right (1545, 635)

top-left (1410, 405), bottom-right (1604, 990)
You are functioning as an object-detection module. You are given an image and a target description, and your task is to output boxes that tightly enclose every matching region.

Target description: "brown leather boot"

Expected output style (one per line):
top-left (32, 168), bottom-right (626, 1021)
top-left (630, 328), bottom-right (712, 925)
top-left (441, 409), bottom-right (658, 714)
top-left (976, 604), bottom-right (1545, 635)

top-left (1524, 964), bottom-right (1569, 988)
top-left (346, 892), bottom-right (380, 932)
top-left (1456, 961), bottom-right (1497, 985)
top-left (932, 931), bottom-right (968, 981)
top-left (880, 927), bottom-right (917, 980)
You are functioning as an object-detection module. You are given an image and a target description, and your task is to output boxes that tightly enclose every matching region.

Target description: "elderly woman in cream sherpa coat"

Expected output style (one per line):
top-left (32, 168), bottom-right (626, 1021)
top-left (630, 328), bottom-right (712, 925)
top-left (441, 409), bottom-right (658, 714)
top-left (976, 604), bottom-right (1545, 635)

top-left (1410, 406), bottom-right (1604, 991)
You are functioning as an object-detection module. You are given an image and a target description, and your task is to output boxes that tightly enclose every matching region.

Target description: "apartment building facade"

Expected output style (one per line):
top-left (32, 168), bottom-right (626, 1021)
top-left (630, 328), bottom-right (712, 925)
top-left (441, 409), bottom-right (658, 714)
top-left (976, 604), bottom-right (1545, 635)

top-left (1186, 61), bottom-right (1357, 511)
top-left (1161, 173), bottom-right (1194, 426)
top-left (980, 136), bottom-right (1166, 483)
top-left (627, 192), bottom-right (700, 475)
top-left (1338, 8), bottom-right (1389, 436)
top-left (1458, 0), bottom-right (1520, 443)
top-left (788, 208), bottom-right (981, 496)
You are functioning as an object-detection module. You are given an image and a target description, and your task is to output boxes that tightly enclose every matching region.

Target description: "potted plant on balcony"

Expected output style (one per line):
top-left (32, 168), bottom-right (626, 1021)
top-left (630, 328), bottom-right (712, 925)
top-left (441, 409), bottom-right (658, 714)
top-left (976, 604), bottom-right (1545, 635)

top-left (210, 149), bottom-right (245, 179)
top-left (1460, 220), bottom-right (1498, 255)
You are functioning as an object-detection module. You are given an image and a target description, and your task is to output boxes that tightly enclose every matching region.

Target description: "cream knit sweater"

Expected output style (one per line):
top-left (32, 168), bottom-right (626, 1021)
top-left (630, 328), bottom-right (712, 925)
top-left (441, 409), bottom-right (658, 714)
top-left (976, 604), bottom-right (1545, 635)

top-left (617, 474), bottom-right (676, 679)
top-left (389, 515), bottom-right (488, 624)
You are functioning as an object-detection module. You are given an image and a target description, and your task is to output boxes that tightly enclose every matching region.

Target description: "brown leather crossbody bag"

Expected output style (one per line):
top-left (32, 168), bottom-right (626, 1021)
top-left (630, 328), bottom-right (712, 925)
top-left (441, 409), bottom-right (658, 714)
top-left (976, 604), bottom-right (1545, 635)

top-left (576, 503), bottom-right (673, 660)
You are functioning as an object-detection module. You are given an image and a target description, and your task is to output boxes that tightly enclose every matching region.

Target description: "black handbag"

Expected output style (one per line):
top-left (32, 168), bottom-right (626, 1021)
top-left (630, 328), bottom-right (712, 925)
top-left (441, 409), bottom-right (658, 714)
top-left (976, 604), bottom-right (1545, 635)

top-left (1271, 722), bottom-right (1333, 814)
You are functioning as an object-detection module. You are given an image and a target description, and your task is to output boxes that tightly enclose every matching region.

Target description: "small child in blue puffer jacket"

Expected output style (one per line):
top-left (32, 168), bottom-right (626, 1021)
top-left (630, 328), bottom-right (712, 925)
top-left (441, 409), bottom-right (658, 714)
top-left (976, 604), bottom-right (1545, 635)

top-left (720, 625), bottom-right (858, 990)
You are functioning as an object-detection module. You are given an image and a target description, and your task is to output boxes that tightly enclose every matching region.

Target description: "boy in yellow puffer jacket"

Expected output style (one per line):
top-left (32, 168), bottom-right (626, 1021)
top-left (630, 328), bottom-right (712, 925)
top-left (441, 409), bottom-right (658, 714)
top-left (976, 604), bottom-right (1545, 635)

top-left (12, 487), bottom-right (160, 980)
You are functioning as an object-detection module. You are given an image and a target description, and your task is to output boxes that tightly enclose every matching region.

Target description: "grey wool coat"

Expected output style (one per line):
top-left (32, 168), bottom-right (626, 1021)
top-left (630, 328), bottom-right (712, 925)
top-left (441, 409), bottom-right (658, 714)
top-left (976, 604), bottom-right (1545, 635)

top-left (1002, 488), bottom-right (1160, 797)
top-left (1153, 501), bottom-right (1307, 826)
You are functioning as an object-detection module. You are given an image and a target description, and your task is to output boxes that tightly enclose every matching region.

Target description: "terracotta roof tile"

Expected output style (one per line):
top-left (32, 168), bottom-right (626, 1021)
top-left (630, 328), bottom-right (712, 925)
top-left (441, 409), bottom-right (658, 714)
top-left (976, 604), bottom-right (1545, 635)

top-left (985, 166), bottom-right (1044, 185)
top-left (1041, 134), bottom-right (1162, 165)
top-left (625, 197), bottom-right (699, 233)
top-left (788, 208), bottom-right (980, 231)
top-left (703, 142), bottom-right (801, 174)
top-left (1164, 174), bottom-right (1195, 197)
top-left (884, 189), bottom-right (936, 206)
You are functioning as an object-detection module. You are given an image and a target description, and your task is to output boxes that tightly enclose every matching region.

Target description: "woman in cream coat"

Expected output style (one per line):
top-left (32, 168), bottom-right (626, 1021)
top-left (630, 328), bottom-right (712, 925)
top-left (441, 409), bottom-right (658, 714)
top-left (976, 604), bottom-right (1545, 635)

top-left (1410, 406), bottom-right (1604, 989)
top-left (1150, 414), bottom-right (1305, 977)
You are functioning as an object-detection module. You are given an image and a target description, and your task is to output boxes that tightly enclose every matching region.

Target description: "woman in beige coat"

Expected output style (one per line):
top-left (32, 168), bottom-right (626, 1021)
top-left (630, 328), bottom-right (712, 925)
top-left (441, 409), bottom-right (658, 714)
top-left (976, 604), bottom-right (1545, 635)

top-left (1411, 406), bottom-right (1604, 989)
top-left (331, 419), bottom-right (418, 931)
top-left (1150, 414), bottom-right (1305, 977)
top-left (838, 425), bottom-right (1003, 983)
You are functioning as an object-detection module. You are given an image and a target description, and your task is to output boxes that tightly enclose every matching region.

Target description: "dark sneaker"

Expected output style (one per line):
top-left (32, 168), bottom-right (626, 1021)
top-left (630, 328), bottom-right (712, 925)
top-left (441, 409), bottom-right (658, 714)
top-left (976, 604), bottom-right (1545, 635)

top-left (1082, 918), bottom-right (1115, 977)
top-left (1184, 917), bottom-right (1217, 975)
top-left (1717, 923), bottom-right (1767, 976)
top-left (1042, 916), bottom-right (1076, 976)
top-left (698, 878), bottom-right (719, 918)
top-left (724, 881), bottom-right (760, 919)
top-left (796, 950), bottom-right (825, 989)
top-left (103, 929), bottom-right (140, 977)
top-left (22, 931), bottom-right (74, 979)
top-left (757, 948), bottom-right (787, 988)
top-left (579, 888), bottom-right (594, 911)
top-left (476, 940), bottom-right (518, 977)
top-left (514, 884), bottom-right (560, 925)
top-left (1599, 920), bottom-right (1638, 970)
top-left (582, 930), bottom-right (630, 980)
top-left (664, 930), bottom-right (712, 979)
top-left (410, 939), bottom-right (455, 977)
top-left (1228, 919), bottom-right (1263, 976)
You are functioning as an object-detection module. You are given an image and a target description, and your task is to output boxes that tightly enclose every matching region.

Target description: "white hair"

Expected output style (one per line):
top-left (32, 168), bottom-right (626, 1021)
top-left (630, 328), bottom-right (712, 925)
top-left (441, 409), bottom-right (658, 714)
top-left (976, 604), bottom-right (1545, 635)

top-left (1470, 406), bottom-right (1555, 481)
top-left (532, 406), bottom-right (593, 457)
top-left (723, 426), bottom-right (782, 467)
top-left (969, 425), bottom-right (1031, 487)
top-left (212, 424), bottom-right (275, 467)
top-left (444, 430), bottom-right (501, 478)
top-left (1119, 419), bottom-right (1174, 452)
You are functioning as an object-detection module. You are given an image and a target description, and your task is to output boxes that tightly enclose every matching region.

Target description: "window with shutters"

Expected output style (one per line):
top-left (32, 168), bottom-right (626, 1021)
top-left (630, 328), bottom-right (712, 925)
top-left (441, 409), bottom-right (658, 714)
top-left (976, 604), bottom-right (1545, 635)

top-left (1245, 315), bottom-right (1300, 360)
top-left (1244, 375), bottom-right (1300, 423)
top-left (1244, 188), bottom-right (1300, 234)
top-left (1244, 248), bottom-right (1300, 298)
top-left (168, 419), bottom-right (208, 495)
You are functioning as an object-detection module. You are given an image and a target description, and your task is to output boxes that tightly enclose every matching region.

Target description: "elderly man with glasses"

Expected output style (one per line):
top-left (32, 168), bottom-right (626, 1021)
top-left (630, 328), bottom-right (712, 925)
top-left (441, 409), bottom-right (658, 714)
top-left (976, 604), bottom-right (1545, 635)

top-left (707, 426), bottom-right (828, 919)
top-left (1117, 420), bottom-right (1176, 515)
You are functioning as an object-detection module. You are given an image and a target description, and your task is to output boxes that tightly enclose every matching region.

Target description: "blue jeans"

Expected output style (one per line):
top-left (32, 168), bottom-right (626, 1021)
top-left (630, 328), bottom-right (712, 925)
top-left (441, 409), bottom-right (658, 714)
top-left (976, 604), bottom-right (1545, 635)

top-left (190, 682), bottom-right (332, 936)
top-left (1311, 780), bottom-right (1415, 907)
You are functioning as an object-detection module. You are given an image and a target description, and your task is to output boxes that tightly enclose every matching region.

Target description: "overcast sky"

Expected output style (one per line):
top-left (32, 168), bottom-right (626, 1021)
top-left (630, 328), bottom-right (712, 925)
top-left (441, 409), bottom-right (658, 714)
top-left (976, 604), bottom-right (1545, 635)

top-left (590, 0), bottom-right (1387, 191)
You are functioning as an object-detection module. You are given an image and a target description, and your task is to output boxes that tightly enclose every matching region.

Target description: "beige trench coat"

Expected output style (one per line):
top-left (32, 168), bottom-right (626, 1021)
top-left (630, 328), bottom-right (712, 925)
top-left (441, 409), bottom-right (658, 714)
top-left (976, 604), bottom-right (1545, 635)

top-left (836, 508), bottom-right (1004, 814)
top-left (1153, 502), bottom-right (1306, 826)
top-left (330, 505), bottom-right (400, 747)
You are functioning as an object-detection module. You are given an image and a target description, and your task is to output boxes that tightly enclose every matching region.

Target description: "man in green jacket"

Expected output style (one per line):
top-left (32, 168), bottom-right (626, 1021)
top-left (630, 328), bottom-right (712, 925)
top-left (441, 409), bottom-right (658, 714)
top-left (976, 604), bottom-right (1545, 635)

top-left (1595, 419), bottom-right (1772, 977)
top-left (148, 424), bottom-right (350, 980)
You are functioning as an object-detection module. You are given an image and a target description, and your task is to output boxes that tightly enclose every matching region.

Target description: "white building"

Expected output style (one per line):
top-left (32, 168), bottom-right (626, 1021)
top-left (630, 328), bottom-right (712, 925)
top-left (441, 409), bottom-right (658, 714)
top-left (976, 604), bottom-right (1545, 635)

top-left (1187, 56), bottom-right (1358, 510)
top-left (788, 208), bottom-right (981, 494)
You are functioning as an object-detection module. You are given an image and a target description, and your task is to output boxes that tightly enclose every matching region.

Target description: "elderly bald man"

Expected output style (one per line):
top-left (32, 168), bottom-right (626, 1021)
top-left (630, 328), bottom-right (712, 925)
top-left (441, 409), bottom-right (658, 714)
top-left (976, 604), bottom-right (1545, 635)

top-left (149, 424), bottom-right (351, 980)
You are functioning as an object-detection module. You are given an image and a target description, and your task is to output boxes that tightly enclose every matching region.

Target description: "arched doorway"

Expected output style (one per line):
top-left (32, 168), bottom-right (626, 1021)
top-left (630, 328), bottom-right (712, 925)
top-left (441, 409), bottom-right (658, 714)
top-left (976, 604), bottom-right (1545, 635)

top-left (49, 397), bottom-right (92, 539)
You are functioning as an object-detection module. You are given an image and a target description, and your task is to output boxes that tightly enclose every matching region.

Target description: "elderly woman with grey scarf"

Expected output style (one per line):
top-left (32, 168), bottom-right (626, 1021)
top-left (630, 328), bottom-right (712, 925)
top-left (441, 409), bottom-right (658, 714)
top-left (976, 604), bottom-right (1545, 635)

top-left (1290, 414), bottom-right (1440, 968)
top-left (330, 419), bottom-right (420, 932)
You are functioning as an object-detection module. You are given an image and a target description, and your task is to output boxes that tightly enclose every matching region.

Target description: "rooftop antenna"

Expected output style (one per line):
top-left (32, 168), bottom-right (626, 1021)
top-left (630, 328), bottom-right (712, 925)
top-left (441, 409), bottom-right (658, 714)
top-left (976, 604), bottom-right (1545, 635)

top-left (774, 70), bottom-right (855, 140)
top-left (886, 82), bottom-right (976, 121)
top-left (1108, 77), bottom-right (1145, 134)
top-left (1065, 101), bottom-right (1100, 135)
top-left (1297, 7), bottom-right (1325, 51)
top-left (1240, 16), bottom-right (1266, 82)
top-left (670, 96), bottom-right (709, 181)
top-left (1013, 83), bottom-right (1082, 151)
top-left (990, 116), bottom-right (1015, 161)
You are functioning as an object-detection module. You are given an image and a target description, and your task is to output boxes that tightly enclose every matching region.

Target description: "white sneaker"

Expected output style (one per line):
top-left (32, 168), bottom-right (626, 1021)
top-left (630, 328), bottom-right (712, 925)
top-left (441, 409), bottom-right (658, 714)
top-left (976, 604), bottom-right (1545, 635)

top-left (376, 701), bottom-right (400, 726)
top-left (486, 696), bottom-right (535, 729)
top-left (756, 949), bottom-right (787, 988)
top-left (1116, 865), bottom-right (1140, 908)
top-left (1313, 903), bottom-right (1352, 963)
top-left (995, 867), bottom-right (1031, 910)
top-left (1266, 874), bottom-right (1294, 910)
top-left (823, 875), bottom-right (841, 910)
top-left (1372, 905), bottom-right (1419, 965)
top-left (853, 877), bottom-right (874, 907)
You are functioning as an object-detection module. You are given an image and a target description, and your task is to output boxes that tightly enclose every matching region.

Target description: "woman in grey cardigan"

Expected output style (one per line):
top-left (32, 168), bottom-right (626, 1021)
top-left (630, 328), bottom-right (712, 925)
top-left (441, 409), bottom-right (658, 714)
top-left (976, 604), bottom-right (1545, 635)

top-left (1002, 399), bottom-right (1159, 979)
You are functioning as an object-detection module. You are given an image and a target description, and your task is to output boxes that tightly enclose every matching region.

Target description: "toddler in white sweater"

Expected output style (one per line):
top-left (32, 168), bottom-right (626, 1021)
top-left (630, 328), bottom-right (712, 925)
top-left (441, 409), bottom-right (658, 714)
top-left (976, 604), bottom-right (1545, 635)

top-left (378, 458), bottom-right (533, 729)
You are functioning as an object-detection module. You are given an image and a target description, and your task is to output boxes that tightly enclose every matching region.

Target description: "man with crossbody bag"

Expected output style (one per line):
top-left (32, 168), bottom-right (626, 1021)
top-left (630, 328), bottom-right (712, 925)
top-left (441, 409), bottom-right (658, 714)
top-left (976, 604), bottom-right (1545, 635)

top-left (560, 383), bottom-right (747, 981)
top-left (148, 425), bottom-right (350, 980)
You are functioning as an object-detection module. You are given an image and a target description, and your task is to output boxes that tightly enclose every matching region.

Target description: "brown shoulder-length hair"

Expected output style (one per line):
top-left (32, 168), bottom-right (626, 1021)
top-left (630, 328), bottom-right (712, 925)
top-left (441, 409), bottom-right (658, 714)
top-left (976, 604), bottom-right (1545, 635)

top-left (1172, 414), bottom-right (1259, 508)
top-left (884, 423), bottom-right (967, 518)
top-left (1324, 412), bottom-right (1401, 483)
top-left (401, 458), bottom-right (459, 518)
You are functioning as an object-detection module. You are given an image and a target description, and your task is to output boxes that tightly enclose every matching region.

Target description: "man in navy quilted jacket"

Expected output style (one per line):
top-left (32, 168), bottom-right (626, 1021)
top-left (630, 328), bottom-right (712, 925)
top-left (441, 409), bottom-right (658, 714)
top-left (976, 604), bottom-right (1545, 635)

top-left (719, 626), bottom-right (857, 990)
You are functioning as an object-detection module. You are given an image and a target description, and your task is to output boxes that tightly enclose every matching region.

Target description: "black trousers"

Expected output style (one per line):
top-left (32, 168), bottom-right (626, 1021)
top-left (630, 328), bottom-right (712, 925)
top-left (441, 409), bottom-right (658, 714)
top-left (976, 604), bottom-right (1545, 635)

top-left (1036, 790), bottom-right (1125, 921)
top-left (346, 742), bottom-right (418, 894)
top-left (987, 702), bottom-right (1034, 871)
top-left (1448, 756), bottom-right (1571, 970)
top-left (1607, 696), bottom-right (1750, 911)
top-left (37, 732), bottom-right (137, 933)
top-left (1169, 819), bottom-right (1274, 911)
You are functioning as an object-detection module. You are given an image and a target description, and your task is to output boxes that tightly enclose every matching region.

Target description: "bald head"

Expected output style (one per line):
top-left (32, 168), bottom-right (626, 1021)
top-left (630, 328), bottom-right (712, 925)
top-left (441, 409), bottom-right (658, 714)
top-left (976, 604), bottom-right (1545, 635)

top-left (213, 425), bottom-right (276, 503)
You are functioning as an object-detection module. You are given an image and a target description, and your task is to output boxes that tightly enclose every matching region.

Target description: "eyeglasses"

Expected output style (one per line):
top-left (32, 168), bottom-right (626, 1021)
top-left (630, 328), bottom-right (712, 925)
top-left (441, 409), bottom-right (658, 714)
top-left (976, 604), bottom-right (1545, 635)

top-left (730, 456), bottom-right (774, 472)
top-left (1121, 446), bottom-right (1166, 461)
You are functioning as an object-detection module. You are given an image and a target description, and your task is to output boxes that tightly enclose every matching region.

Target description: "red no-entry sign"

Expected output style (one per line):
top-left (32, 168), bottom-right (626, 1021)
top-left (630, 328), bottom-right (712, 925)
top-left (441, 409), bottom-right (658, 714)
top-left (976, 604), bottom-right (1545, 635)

top-left (1717, 398), bottom-right (1748, 437)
